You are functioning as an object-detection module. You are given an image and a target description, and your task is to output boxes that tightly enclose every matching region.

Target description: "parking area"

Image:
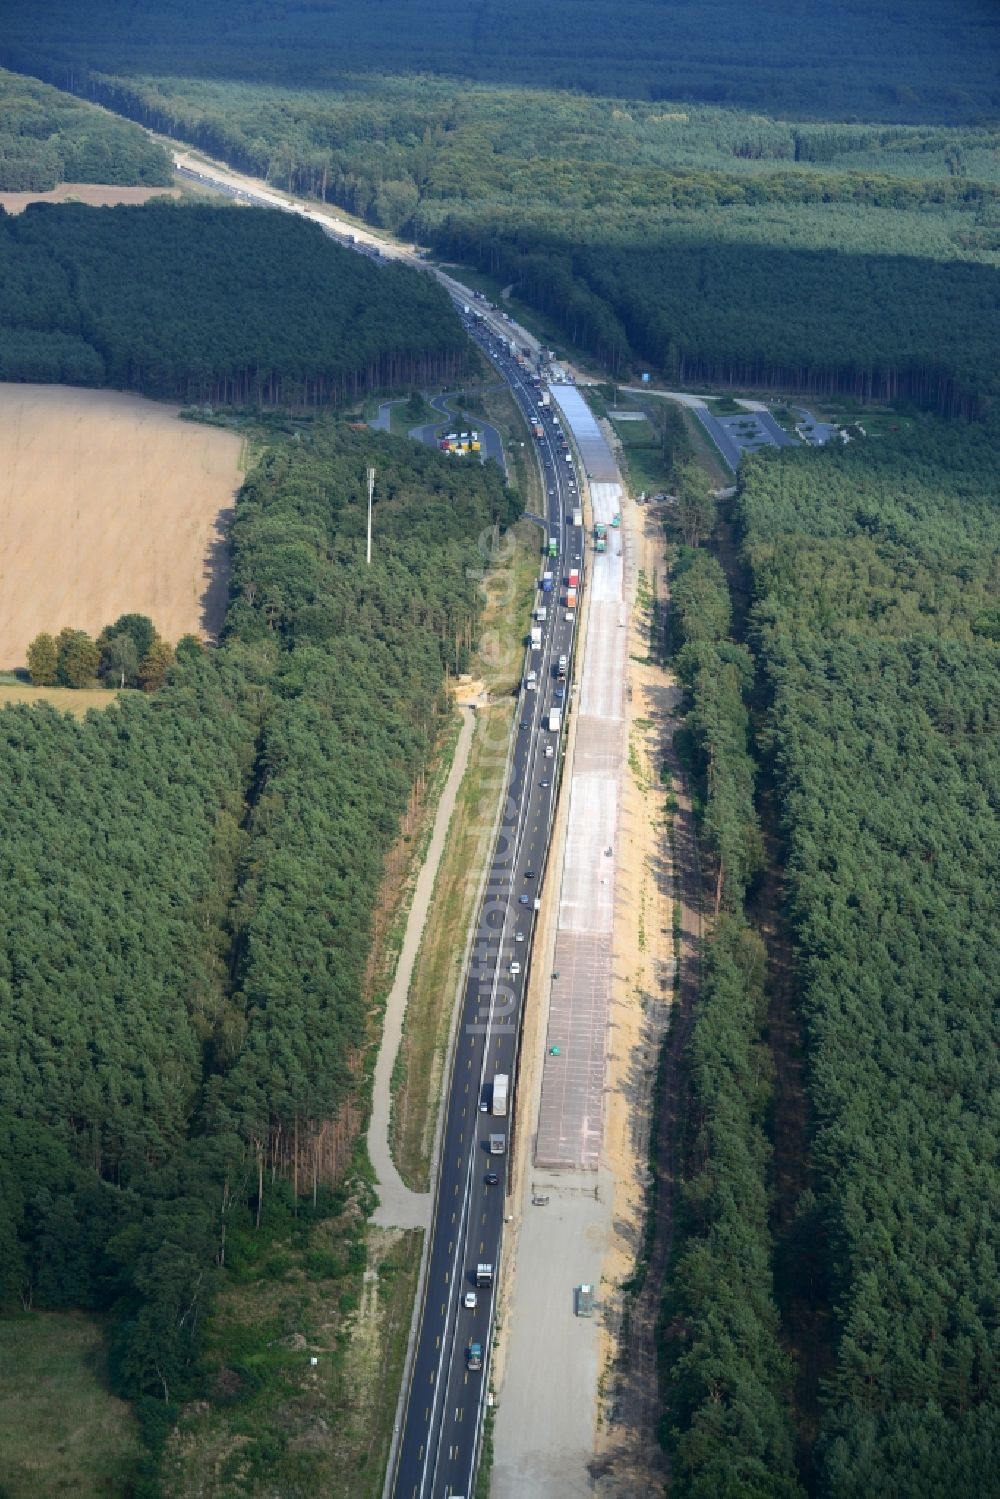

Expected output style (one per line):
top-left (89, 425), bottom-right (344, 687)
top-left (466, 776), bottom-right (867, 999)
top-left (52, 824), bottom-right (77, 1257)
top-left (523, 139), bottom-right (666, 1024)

top-left (695, 403), bottom-right (799, 468)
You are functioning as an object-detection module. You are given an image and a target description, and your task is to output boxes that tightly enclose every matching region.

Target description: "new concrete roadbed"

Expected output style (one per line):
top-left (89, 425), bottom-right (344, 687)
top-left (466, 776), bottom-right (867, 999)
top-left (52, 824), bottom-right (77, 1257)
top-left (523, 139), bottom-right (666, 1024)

top-left (536, 389), bottom-right (624, 1172)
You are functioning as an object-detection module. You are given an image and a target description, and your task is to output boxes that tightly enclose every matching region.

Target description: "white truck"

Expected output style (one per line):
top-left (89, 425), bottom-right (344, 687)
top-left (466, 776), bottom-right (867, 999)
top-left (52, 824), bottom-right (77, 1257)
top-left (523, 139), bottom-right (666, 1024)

top-left (534, 605), bottom-right (547, 622)
top-left (525, 668), bottom-right (537, 691)
top-left (572, 507), bottom-right (583, 528)
top-left (530, 625), bottom-right (542, 649)
top-left (548, 707), bottom-right (562, 733)
top-left (492, 1073), bottom-right (509, 1117)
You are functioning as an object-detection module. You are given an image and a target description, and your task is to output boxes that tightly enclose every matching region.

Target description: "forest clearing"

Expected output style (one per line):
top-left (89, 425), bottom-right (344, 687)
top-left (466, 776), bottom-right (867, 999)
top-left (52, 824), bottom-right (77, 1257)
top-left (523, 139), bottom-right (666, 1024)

top-left (0, 385), bottom-right (242, 666)
top-left (0, 182), bottom-right (179, 212)
top-left (0, 682), bottom-right (125, 715)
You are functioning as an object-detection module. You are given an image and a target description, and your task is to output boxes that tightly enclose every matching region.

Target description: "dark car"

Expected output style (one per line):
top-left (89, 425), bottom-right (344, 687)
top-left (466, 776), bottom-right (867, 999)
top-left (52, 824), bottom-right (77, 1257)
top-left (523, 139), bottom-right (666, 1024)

top-left (485, 1172), bottom-right (499, 1186)
top-left (525, 868), bottom-right (536, 879)
top-left (519, 894), bottom-right (530, 905)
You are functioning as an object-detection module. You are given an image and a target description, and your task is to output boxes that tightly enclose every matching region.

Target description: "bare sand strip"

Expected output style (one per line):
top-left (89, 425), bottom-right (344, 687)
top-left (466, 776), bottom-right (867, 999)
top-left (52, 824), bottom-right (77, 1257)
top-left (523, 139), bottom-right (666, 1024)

top-left (0, 385), bottom-right (241, 667)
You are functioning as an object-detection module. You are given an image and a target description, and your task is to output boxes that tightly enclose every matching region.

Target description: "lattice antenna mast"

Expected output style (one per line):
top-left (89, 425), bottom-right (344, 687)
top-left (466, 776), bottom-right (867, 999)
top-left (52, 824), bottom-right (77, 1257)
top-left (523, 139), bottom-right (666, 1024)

top-left (366, 466), bottom-right (376, 566)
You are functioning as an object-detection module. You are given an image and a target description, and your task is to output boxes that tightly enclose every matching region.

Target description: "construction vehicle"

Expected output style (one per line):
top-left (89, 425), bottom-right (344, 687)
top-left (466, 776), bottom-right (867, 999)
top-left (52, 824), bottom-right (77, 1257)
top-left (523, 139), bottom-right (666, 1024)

top-left (574, 1284), bottom-right (594, 1317)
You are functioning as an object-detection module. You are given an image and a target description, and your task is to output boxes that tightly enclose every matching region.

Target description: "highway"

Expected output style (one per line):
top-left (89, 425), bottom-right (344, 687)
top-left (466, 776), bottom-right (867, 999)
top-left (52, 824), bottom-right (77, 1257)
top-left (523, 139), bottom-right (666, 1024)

top-left (388, 318), bottom-right (582, 1499)
top-left (172, 149), bottom-right (578, 1492)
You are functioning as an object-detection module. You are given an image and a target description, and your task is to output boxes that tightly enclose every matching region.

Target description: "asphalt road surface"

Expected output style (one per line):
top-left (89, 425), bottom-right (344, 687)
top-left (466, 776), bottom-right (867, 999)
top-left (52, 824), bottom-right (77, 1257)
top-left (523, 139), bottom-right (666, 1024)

top-left (410, 392), bottom-right (507, 474)
top-left (693, 402), bottom-right (797, 469)
top-left (389, 325), bottom-right (581, 1499)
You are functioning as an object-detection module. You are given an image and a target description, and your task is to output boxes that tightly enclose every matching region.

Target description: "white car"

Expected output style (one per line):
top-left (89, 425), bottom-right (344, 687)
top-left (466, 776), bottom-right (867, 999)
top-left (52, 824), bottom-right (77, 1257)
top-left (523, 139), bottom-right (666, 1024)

top-left (510, 960), bottom-right (521, 977)
top-left (464, 1290), bottom-right (478, 1309)
top-left (566, 610), bottom-right (575, 622)
top-left (515, 931), bottom-right (526, 942)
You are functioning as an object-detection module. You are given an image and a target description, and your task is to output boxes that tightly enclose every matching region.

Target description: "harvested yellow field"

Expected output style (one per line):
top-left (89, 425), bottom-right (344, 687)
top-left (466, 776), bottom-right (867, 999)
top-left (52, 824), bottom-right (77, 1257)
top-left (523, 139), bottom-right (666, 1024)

top-left (0, 683), bottom-right (127, 717)
top-left (0, 183), bottom-right (180, 214)
top-left (0, 385), bottom-right (243, 668)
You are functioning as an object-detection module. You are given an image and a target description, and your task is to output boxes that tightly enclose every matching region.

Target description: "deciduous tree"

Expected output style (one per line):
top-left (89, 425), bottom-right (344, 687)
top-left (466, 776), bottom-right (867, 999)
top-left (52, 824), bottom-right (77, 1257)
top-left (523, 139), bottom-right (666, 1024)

top-left (26, 631), bottom-right (58, 685)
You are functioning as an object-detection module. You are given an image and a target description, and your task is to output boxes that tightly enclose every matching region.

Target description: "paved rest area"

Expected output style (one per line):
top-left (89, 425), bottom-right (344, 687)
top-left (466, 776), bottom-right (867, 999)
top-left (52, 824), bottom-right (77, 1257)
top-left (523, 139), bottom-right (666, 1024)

top-left (491, 1170), bottom-right (614, 1499)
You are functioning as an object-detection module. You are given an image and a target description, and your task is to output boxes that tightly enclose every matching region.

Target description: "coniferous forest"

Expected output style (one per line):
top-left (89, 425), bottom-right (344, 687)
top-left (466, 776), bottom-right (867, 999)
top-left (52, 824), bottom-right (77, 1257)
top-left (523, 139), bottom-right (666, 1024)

top-left (0, 201), bottom-right (468, 401)
top-left (665, 421), bottom-right (1000, 1497)
top-left (737, 427), bottom-right (1000, 1495)
top-left (0, 2), bottom-right (999, 1493)
top-left (11, 65), bottom-right (998, 414)
top-left (1, 0), bottom-right (996, 120)
top-left (0, 419), bottom-right (519, 1412)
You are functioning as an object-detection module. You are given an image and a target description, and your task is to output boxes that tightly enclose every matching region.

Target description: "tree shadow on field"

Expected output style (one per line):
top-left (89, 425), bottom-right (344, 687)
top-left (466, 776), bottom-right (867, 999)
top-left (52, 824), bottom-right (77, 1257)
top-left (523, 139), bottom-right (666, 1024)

top-left (200, 504), bottom-right (234, 640)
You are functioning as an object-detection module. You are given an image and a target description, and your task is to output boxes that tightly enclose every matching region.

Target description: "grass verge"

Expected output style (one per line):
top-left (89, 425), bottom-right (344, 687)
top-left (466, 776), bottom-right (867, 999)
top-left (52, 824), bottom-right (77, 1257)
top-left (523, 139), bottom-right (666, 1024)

top-left (390, 518), bottom-right (541, 1189)
top-left (610, 414), bottom-right (673, 495)
top-left (0, 1311), bottom-right (141, 1497)
top-left (479, 381), bottom-right (543, 511)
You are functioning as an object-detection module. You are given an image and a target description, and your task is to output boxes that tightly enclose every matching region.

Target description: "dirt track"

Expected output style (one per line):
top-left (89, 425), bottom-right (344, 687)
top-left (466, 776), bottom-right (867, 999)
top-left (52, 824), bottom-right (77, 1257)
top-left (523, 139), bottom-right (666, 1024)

top-left (591, 493), bottom-right (703, 1495)
top-left (0, 385), bottom-right (242, 666)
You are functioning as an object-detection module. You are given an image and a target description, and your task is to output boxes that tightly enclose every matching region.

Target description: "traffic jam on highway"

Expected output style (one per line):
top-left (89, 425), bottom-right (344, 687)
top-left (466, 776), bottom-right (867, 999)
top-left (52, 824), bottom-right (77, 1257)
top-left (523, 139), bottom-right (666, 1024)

top-left (389, 305), bottom-right (584, 1499)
